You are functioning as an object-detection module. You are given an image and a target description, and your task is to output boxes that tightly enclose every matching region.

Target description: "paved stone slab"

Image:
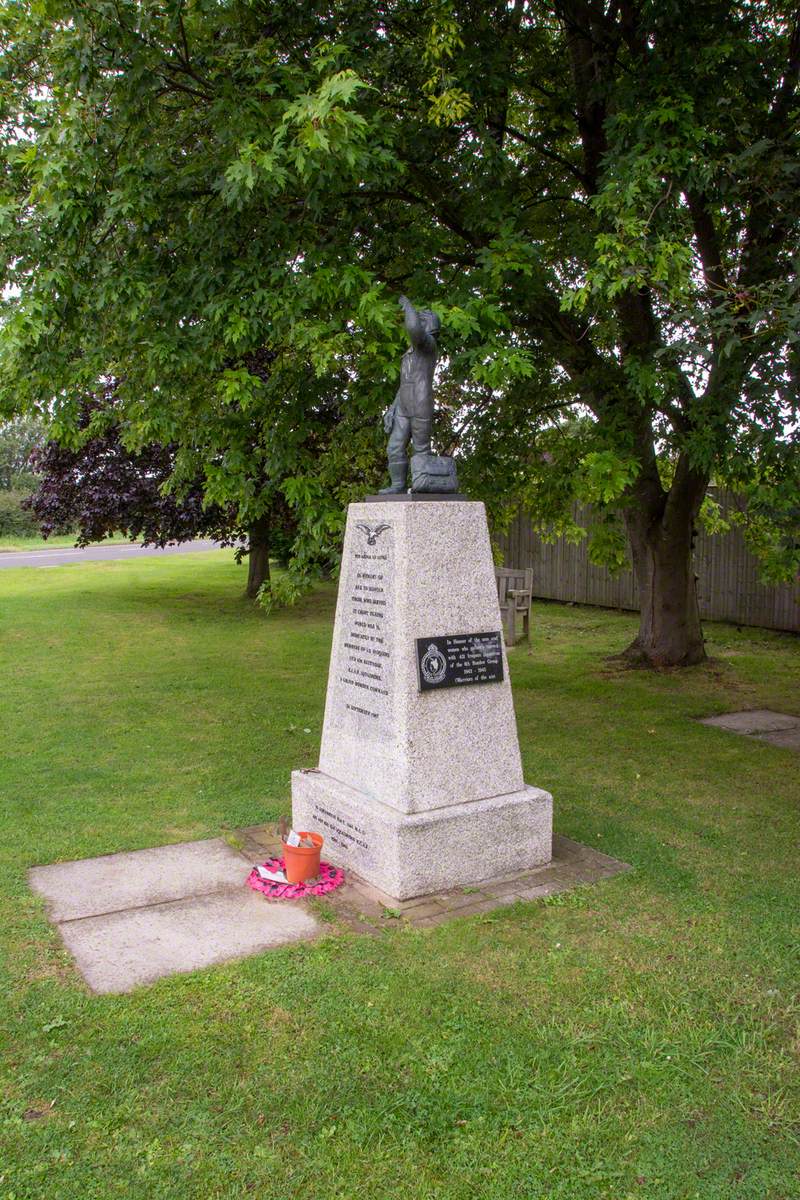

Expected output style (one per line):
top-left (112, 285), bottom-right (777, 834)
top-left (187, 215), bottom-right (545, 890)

top-left (29, 838), bottom-right (250, 921)
top-left (699, 709), bottom-right (800, 735)
top-left (58, 889), bottom-right (319, 994)
top-left (29, 836), bottom-right (322, 993)
top-left (31, 828), bottom-right (627, 992)
top-left (756, 726), bottom-right (800, 751)
top-left (299, 831), bottom-right (630, 929)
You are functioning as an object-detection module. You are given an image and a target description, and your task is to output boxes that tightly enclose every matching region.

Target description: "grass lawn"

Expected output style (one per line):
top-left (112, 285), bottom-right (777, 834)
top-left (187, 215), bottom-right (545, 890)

top-left (1, 551), bottom-right (798, 1200)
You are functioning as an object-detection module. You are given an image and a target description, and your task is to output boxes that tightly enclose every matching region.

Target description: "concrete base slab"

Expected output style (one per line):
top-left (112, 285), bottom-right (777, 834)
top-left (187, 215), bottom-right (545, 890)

top-left (57, 889), bottom-right (318, 994)
top-left (699, 709), bottom-right (800, 752)
top-left (29, 837), bottom-right (321, 994)
top-left (756, 726), bottom-right (800, 751)
top-left (29, 838), bottom-right (251, 921)
top-left (699, 709), bottom-right (800, 736)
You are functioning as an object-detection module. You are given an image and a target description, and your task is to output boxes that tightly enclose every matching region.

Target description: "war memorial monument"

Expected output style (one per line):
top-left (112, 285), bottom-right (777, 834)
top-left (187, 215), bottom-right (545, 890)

top-left (292, 297), bottom-right (553, 899)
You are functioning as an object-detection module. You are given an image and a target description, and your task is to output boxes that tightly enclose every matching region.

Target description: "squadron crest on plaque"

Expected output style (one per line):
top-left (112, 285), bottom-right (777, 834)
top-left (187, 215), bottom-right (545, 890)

top-left (419, 642), bottom-right (447, 685)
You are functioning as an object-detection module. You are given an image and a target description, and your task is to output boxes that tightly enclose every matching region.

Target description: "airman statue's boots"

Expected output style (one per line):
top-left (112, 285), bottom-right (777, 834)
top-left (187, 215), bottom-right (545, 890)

top-left (379, 459), bottom-right (408, 494)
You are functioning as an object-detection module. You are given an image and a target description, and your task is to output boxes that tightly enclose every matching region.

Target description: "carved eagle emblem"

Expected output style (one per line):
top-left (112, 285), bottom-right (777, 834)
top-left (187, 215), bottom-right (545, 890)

top-left (356, 522), bottom-right (391, 546)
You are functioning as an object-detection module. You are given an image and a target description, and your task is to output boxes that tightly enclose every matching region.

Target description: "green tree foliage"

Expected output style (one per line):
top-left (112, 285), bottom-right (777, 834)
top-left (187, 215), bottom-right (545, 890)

top-left (0, 415), bottom-right (44, 490)
top-left (0, 415), bottom-right (45, 535)
top-left (0, 1), bottom-right (797, 664)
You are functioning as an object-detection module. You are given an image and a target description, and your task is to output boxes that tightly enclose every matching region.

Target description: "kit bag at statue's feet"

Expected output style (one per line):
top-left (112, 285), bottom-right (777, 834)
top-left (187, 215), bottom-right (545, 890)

top-left (410, 452), bottom-right (459, 494)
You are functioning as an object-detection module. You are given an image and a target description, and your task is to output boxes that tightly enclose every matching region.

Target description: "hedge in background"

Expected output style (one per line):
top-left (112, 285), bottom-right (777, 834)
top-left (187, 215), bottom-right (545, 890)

top-left (0, 490), bottom-right (40, 538)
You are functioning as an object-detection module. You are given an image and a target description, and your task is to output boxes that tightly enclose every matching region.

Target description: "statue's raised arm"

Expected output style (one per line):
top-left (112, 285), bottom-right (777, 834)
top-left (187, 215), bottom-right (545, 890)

top-left (399, 294), bottom-right (436, 353)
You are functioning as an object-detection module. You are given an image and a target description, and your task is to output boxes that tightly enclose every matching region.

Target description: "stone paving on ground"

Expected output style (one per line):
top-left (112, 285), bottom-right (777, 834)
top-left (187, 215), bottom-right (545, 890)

top-left (239, 826), bottom-right (629, 931)
top-left (29, 839), bottom-right (320, 994)
top-left (29, 829), bottom-right (629, 994)
top-left (699, 709), bottom-right (800, 751)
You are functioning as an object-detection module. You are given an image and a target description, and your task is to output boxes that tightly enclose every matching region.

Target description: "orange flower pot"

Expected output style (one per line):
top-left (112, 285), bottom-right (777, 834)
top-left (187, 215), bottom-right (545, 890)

top-left (282, 831), bottom-right (323, 883)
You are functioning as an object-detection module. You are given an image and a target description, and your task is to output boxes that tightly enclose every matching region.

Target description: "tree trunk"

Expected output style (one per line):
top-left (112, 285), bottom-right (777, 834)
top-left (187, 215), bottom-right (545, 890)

top-left (246, 514), bottom-right (270, 599)
top-left (622, 471), bottom-right (707, 669)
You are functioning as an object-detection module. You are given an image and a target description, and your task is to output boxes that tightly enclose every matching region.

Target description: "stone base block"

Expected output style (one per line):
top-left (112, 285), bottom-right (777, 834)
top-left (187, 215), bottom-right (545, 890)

top-left (292, 768), bottom-right (553, 901)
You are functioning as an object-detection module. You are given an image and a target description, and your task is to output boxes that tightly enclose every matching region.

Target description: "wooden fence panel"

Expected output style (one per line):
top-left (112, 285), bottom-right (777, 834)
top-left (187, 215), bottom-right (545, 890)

top-left (496, 497), bottom-right (799, 633)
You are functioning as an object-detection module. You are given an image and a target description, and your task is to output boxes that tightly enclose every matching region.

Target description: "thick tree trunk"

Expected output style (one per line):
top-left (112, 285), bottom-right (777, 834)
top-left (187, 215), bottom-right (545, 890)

top-left (246, 514), bottom-right (270, 599)
top-left (623, 469), bottom-right (707, 668)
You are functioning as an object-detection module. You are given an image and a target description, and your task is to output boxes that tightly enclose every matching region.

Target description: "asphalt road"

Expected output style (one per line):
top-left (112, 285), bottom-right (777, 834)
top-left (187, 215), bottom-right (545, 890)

top-left (0, 539), bottom-right (225, 569)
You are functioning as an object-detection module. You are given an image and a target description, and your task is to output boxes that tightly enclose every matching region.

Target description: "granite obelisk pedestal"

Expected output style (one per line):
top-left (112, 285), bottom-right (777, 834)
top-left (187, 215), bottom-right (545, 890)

top-left (291, 499), bottom-right (552, 900)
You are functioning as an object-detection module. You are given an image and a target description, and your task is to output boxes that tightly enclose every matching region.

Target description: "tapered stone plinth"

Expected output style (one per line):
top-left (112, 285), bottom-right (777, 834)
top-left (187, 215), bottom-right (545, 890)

top-left (291, 499), bottom-right (552, 900)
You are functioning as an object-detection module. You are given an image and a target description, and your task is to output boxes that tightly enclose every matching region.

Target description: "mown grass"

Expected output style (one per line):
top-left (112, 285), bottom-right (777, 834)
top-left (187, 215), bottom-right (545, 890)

top-left (1, 551), bottom-right (798, 1200)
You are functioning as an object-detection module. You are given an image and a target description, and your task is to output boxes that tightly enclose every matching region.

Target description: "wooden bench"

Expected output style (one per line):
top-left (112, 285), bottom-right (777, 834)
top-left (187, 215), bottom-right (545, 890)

top-left (495, 567), bottom-right (533, 648)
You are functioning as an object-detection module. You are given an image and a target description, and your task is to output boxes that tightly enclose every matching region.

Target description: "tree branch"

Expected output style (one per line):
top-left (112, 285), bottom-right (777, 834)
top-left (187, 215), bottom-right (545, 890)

top-left (685, 190), bottom-right (727, 298)
top-left (738, 15), bottom-right (800, 291)
top-left (554, 0), bottom-right (616, 193)
top-left (504, 125), bottom-right (590, 188)
top-left (769, 13), bottom-right (800, 126)
top-left (156, 74), bottom-right (211, 103)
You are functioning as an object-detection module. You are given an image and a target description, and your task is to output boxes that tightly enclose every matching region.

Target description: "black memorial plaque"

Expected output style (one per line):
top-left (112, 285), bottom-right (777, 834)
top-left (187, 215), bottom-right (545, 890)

top-left (416, 631), bottom-right (504, 691)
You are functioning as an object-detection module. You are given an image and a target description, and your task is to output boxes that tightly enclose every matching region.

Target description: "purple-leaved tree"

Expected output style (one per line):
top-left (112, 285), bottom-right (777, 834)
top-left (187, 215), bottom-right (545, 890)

top-left (25, 396), bottom-right (278, 597)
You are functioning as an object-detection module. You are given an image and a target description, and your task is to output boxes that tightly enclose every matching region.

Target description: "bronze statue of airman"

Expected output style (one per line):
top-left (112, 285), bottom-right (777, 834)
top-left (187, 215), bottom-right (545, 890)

top-left (380, 295), bottom-right (441, 494)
